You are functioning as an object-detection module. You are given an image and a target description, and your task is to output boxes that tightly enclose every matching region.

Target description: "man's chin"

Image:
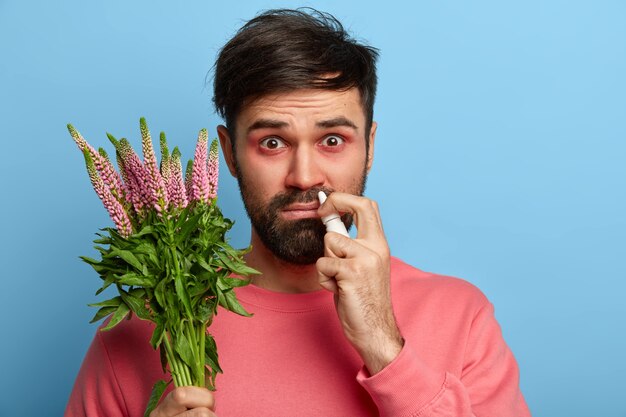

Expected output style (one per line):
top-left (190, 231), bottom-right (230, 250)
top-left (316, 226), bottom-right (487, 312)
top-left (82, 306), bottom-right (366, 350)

top-left (260, 220), bottom-right (326, 265)
top-left (269, 247), bottom-right (323, 266)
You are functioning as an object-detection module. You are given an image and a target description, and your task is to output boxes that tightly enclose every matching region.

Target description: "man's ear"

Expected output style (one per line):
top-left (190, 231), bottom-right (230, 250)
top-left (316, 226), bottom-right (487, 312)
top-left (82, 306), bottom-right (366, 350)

top-left (217, 125), bottom-right (238, 177)
top-left (366, 121), bottom-right (377, 173)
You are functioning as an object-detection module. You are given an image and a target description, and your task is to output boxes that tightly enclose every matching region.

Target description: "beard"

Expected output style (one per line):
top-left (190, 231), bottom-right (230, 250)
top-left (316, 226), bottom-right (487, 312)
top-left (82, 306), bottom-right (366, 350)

top-left (235, 165), bottom-right (367, 265)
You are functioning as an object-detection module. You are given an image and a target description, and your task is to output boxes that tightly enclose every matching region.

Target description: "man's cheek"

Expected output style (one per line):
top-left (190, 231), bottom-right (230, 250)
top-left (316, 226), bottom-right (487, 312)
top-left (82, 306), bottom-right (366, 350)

top-left (244, 165), bottom-right (283, 195)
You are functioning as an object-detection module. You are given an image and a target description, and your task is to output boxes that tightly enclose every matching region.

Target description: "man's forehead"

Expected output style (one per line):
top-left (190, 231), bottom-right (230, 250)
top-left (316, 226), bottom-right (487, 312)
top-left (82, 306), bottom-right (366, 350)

top-left (237, 88), bottom-right (365, 130)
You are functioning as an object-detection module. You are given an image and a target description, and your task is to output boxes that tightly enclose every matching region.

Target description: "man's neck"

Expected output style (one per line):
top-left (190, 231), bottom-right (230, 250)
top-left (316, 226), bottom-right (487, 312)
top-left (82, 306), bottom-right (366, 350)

top-left (243, 232), bottom-right (322, 293)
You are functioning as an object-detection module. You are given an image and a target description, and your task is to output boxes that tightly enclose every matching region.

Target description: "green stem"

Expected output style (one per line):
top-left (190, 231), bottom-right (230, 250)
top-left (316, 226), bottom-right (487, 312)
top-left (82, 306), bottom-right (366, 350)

top-left (163, 336), bottom-right (182, 386)
top-left (182, 359), bottom-right (193, 386)
top-left (165, 225), bottom-right (188, 386)
top-left (199, 323), bottom-right (206, 387)
top-left (184, 320), bottom-right (198, 385)
top-left (164, 216), bottom-right (205, 388)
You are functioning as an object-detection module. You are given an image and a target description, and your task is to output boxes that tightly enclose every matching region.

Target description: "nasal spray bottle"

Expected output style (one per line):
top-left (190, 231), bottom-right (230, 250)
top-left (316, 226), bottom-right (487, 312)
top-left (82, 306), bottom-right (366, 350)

top-left (317, 191), bottom-right (350, 238)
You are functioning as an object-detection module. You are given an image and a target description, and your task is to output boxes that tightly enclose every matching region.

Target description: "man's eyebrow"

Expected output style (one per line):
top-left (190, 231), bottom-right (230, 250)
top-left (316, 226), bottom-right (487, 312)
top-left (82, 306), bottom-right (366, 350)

top-left (316, 117), bottom-right (358, 131)
top-left (245, 116), bottom-right (359, 134)
top-left (246, 119), bottom-right (289, 134)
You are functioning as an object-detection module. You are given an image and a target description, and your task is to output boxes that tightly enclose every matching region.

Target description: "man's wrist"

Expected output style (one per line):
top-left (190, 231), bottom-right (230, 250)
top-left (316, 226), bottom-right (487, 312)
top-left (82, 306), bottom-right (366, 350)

top-left (359, 333), bottom-right (405, 375)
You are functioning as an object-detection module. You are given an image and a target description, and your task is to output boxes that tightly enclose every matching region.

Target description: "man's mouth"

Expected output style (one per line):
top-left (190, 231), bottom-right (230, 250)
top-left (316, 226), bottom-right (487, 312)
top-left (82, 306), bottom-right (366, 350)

top-left (280, 202), bottom-right (320, 220)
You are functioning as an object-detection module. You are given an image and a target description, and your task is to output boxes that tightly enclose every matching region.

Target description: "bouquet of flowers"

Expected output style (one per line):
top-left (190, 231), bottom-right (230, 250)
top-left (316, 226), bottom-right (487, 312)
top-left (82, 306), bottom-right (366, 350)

top-left (68, 118), bottom-right (257, 416)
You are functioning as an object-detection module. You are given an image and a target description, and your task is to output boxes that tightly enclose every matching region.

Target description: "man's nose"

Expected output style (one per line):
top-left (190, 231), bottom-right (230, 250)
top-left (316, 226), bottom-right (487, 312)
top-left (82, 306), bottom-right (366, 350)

top-left (284, 146), bottom-right (325, 190)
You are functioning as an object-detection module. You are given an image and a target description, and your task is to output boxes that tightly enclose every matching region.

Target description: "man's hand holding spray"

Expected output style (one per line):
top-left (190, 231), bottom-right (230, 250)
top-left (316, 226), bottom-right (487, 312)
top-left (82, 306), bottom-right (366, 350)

top-left (316, 191), bottom-right (404, 375)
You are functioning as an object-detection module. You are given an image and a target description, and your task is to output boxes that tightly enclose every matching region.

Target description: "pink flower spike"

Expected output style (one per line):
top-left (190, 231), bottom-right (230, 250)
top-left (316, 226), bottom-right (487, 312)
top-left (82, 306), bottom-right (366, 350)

top-left (159, 132), bottom-right (171, 189)
top-left (68, 125), bottom-right (102, 174)
top-left (184, 159), bottom-right (193, 201)
top-left (67, 124), bottom-right (125, 205)
top-left (83, 149), bottom-right (133, 237)
top-left (207, 139), bottom-right (219, 200)
top-left (190, 129), bottom-right (209, 203)
top-left (140, 118), bottom-right (168, 214)
top-left (117, 138), bottom-right (150, 219)
top-left (68, 124), bottom-right (86, 150)
top-left (97, 148), bottom-right (125, 202)
top-left (168, 147), bottom-right (188, 209)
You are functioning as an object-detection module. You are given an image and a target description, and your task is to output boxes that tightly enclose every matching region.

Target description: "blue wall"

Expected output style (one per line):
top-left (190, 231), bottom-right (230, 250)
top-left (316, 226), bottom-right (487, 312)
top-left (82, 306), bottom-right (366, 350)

top-left (1, 1), bottom-right (624, 416)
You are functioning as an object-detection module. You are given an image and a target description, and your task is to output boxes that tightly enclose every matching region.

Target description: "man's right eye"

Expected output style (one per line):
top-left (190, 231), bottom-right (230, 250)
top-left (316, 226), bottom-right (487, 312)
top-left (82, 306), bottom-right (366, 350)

top-left (259, 137), bottom-right (287, 150)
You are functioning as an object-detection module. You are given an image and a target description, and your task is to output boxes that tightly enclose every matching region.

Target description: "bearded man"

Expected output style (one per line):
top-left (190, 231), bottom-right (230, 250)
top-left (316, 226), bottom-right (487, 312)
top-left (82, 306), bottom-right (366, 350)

top-left (66, 8), bottom-right (531, 417)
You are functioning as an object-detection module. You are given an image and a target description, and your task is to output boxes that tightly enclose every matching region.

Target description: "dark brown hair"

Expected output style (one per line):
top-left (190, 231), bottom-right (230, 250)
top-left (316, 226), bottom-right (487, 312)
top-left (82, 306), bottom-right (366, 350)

top-left (212, 8), bottom-right (379, 145)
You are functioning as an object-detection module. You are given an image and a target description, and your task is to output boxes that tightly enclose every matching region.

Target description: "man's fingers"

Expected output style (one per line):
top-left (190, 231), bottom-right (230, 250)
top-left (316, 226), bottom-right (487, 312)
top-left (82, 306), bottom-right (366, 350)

top-left (323, 231), bottom-right (353, 258)
top-left (151, 386), bottom-right (216, 417)
top-left (318, 192), bottom-right (385, 241)
top-left (323, 230), bottom-right (380, 262)
top-left (169, 386), bottom-right (215, 410)
top-left (317, 256), bottom-right (341, 293)
top-left (318, 275), bottom-right (339, 293)
top-left (180, 408), bottom-right (216, 417)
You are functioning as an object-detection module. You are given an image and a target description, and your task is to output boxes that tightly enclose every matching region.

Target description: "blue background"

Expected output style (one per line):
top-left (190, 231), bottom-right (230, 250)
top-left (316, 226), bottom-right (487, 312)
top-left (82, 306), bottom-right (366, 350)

top-left (1, 1), bottom-right (624, 416)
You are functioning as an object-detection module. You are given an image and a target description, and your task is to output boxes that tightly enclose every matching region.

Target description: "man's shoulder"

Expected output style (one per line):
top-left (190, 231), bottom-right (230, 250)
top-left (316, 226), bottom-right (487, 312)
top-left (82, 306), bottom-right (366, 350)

top-left (95, 314), bottom-right (156, 356)
top-left (389, 256), bottom-right (489, 308)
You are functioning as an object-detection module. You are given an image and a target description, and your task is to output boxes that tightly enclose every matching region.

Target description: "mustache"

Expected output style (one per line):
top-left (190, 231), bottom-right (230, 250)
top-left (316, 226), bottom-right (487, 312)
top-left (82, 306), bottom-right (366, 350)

top-left (268, 187), bottom-right (334, 212)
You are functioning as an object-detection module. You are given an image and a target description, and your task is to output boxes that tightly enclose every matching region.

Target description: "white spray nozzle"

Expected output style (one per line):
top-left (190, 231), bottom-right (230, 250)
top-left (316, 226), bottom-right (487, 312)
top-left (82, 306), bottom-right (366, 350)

top-left (317, 191), bottom-right (350, 238)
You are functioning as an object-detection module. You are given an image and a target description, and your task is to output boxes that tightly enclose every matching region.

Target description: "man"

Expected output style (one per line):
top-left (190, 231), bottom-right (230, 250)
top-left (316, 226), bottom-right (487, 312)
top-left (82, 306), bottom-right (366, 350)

top-left (66, 8), bottom-right (531, 417)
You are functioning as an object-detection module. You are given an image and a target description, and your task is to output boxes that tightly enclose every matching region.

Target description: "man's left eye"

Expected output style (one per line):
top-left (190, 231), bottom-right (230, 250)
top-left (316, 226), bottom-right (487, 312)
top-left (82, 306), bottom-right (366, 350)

top-left (320, 135), bottom-right (344, 147)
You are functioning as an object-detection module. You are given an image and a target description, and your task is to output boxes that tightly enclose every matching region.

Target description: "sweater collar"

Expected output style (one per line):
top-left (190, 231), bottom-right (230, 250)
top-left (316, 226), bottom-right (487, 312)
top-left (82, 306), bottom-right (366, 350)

top-left (234, 284), bottom-right (334, 313)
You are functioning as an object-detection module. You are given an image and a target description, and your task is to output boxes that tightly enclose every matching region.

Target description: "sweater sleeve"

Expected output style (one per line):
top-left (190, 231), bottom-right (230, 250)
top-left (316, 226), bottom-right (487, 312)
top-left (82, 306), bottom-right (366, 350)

top-left (64, 330), bottom-right (129, 417)
top-left (356, 302), bottom-right (531, 417)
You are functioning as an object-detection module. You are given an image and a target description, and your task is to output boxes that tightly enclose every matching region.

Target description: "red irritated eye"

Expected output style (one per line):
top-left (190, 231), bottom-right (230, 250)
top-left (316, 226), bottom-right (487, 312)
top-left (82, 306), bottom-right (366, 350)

top-left (320, 135), bottom-right (345, 148)
top-left (259, 137), bottom-right (287, 150)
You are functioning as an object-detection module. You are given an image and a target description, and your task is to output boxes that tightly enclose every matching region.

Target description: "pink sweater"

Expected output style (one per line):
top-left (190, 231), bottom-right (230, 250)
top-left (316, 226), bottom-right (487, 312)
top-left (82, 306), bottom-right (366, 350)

top-left (65, 257), bottom-right (531, 416)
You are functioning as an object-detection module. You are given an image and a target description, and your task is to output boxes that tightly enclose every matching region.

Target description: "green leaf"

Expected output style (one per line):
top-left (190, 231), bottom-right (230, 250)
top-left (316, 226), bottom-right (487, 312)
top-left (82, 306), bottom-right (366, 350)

top-left (174, 327), bottom-right (195, 369)
top-left (118, 272), bottom-right (156, 288)
top-left (88, 296), bottom-right (122, 308)
top-left (193, 255), bottom-right (215, 273)
top-left (134, 243), bottom-right (159, 266)
top-left (174, 274), bottom-right (193, 320)
top-left (80, 256), bottom-right (111, 275)
top-left (176, 212), bottom-right (202, 244)
top-left (133, 225), bottom-right (155, 238)
top-left (197, 298), bottom-right (217, 323)
top-left (174, 205), bottom-right (191, 231)
top-left (79, 255), bottom-right (101, 265)
top-left (108, 249), bottom-right (144, 272)
top-left (101, 302), bottom-right (131, 331)
top-left (164, 291), bottom-right (180, 323)
top-left (159, 345), bottom-right (168, 374)
top-left (154, 279), bottom-right (167, 310)
top-left (150, 321), bottom-right (165, 350)
top-left (188, 272), bottom-right (215, 298)
top-left (89, 306), bottom-right (117, 323)
top-left (143, 379), bottom-right (169, 417)
top-left (204, 333), bottom-right (223, 377)
top-left (93, 236), bottom-right (113, 244)
top-left (120, 289), bottom-right (151, 321)
top-left (216, 251), bottom-right (259, 277)
top-left (93, 245), bottom-right (111, 255)
top-left (218, 288), bottom-right (252, 317)
top-left (222, 276), bottom-right (251, 288)
top-left (95, 273), bottom-right (116, 295)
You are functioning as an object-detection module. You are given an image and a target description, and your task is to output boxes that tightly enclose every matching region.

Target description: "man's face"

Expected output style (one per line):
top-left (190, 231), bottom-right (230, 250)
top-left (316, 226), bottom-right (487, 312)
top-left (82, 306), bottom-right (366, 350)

top-left (219, 88), bottom-right (376, 265)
